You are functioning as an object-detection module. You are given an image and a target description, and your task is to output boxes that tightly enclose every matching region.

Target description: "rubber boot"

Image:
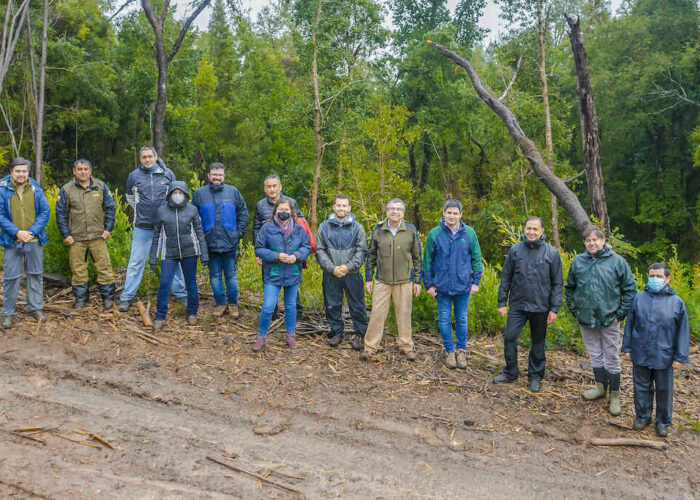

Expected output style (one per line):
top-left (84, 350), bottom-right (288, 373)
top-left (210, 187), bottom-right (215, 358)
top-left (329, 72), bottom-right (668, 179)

top-left (99, 283), bottom-right (116, 309)
top-left (72, 283), bottom-right (90, 310)
top-left (582, 367), bottom-right (608, 400)
top-left (608, 371), bottom-right (621, 416)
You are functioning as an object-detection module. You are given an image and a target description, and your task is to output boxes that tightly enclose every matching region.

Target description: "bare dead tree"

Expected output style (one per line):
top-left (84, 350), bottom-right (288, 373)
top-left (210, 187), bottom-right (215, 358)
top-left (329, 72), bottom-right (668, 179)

top-left (649, 70), bottom-right (700, 114)
top-left (141, 0), bottom-right (211, 156)
top-left (427, 40), bottom-right (593, 236)
top-left (498, 54), bottom-right (523, 101)
top-left (309, 0), bottom-right (323, 233)
top-left (33, 0), bottom-right (48, 185)
top-left (565, 15), bottom-right (610, 235)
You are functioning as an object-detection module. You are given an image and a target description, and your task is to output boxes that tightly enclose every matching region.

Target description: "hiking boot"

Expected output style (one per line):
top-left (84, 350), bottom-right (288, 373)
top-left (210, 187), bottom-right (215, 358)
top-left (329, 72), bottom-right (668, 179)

top-left (633, 419), bottom-right (650, 431)
top-left (187, 315), bottom-right (197, 326)
top-left (212, 305), bottom-right (227, 318)
top-left (359, 349), bottom-right (372, 361)
top-left (103, 299), bottom-right (114, 310)
top-left (609, 390), bottom-right (621, 416)
top-left (285, 334), bottom-right (297, 349)
top-left (31, 310), bottom-right (46, 322)
top-left (405, 349), bottom-right (417, 361)
top-left (529, 378), bottom-right (542, 393)
top-left (252, 337), bottom-right (266, 352)
top-left (72, 284), bottom-right (89, 310)
top-left (230, 304), bottom-right (240, 319)
top-left (350, 334), bottom-right (363, 351)
top-left (327, 333), bottom-right (343, 347)
top-left (73, 301), bottom-right (87, 310)
top-left (655, 424), bottom-right (669, 437)
top-left (456, 349), bottom-right (468, 370)
top-left (582, 383), bottom-right (607, 401)
top-left (1, 316), bottom-right (13, 329)
top-left (493, 373), bottom-right (517, 384)
top-left (445, 351), bottom-right (457, 369)
top-left (99, 283), bottom-right (115, 310)
top-left (153, 320), bottom-right (164, 332)
top-left (118, 300), bottom-right (131, 312)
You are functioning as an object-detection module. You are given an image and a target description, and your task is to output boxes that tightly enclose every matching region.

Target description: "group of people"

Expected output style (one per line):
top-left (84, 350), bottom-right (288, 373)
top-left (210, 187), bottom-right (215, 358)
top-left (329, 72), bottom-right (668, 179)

top-left (0, 147), bottom-right (691, 437)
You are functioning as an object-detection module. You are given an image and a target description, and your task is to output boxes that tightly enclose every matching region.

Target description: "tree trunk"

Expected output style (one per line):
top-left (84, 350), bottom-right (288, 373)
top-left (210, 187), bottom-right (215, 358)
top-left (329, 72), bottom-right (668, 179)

top-left (0, 0), bottom-right (29, 92)
top-left (33, 0), bottom-right (48, 186)
top-left (308, 0), bottom-right (323, 234)
top-left (427, 41), bottom-right (593, 236)
top-left (565, 15), bottom-right (610, 235)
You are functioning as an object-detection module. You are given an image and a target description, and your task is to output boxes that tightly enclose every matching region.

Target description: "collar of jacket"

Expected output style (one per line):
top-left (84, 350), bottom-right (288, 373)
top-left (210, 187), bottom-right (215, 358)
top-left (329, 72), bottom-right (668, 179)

top-left (381, 219), bottom-right (406, 232)
top-left (328, 212), bottom-right (355, 226)
top-left (521, 232), bottom-right (546, 248)
top-left (586, 244), bottom-right (613, 259)
top-left (209, 183), bottom-right (225, 192)
top-left (0, 174), bottom-right (38, 192)
top-left (139, 164), bottom-right (165, 175)
top-left (644, 284), bottom-right (675, 296)
top-left (439, 217), bottom-right (465, 234)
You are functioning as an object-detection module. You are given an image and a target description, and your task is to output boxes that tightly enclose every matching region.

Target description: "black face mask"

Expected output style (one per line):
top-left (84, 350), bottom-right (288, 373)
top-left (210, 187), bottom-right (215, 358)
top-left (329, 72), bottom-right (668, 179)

top-left (277, 211), bottom-right (291, 221)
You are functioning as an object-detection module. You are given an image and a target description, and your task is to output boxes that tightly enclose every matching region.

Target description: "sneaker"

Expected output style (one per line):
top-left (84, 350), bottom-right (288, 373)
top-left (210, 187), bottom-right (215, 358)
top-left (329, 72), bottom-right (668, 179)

top-left (655, 424), bottom-right (669, 437)
top-left (153, 320), bottom-right (164, 332)
top-left (212, 305), bottom-right (227, 318)
top-left (456, 349), bottom-right (468, 369)
top-left (103, 299), bottom-right (114, 310)
top-left (529, 378), bottom-right (542, 393)
top-left (73, 301), bottom-right (87, 310)
top-left (327, 333), bottom-right (343, 347)
top-left (31, 310), bottom-right (46, 322)
top-left (445, 351), bottom-right (457, 369)
top-left (493, 373), bottom-right (517, 384)
top-left (285, 334), bottom-right (297, 349)
top-left (230, 304), bottom-right (240, 319)
top-left (252, 337), bottom-right (266, 352)
top-left (350, 334), bottom-right (363, 351)
top-left (633, 419), bottom-right (650, 431)
top-left (118, 301), bottom-right (131, 312)
top-left (178, 296), bottom-right (188, 307)
top-left (359, 349), bottom-right (372, 361)
top-left (187, 315), bottom-right (197, 326)
top-left (1, 316), bottom-right (13, 329)
top-left (405, 349), bottom-right (417, 362)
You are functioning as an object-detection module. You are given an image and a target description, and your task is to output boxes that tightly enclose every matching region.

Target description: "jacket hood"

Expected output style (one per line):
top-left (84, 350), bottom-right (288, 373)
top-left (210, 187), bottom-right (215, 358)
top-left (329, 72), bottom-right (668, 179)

top-left (328, 212), bottom-right (355, 225)
top-left (643, 284), bottom-right (676, 296)
top-left (586, 243), bottom-right (614, 259)
top-left (167, 181), bottom-right (190, 199)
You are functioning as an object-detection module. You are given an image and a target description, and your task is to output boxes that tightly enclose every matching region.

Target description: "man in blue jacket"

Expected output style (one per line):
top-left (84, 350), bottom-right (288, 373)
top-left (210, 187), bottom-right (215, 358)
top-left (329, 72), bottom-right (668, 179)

top-left (119, 146), bottom-right (187, 311)
top-left (423, 199), bottom-right (483, 370)
top-left (622, 263), bottom-right (690, 437)
top-left (192, 163), bottom-right (248, 319)
top-left (0, 157), bottom-right (50, 328)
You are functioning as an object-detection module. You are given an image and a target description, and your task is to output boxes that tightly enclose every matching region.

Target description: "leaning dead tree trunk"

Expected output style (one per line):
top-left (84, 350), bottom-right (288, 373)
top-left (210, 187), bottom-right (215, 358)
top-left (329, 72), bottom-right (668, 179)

top-left (565, 15), bottom-right (610, 235)
top-left (141, 0), bottom-right (211, 156)
top-left (309, 0), bottom-right (323, 234)
top-left (427, 41), bottom-right (593, 236)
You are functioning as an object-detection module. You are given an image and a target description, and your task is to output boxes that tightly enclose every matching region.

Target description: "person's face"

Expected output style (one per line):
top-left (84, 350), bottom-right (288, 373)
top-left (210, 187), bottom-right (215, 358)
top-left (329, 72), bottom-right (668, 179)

top-left (208, 168), bottom-right (225, 186)
top-left (264, 179), bottom-right (281, 201)
top-left (73, 162), bottom-right (92, 183)
top-left (10, 164), bottom-right (29, 185)
top-left (171, 189), bottom-right (184, 198)
top-left (275, 202), bottom-right (292, 217)
top-left (333, 198), bottom-right (350, 220)
top-left (648, 268), bottom-right (671, 286)
top-left (140, 149), bottom-right (157, 168)
top-left (386, 202), bottom-right (405, 224)
top-left (584, 233), bottom-right (605, 254)
top-left (443, 207), bottom-right (462, 227)
top-left (524, 219), bottom-right (544, 242)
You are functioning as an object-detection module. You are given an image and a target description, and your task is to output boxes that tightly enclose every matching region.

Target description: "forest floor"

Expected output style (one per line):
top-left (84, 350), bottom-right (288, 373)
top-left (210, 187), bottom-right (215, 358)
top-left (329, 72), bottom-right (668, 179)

top-left (0, 284), bottom-right (698, 500)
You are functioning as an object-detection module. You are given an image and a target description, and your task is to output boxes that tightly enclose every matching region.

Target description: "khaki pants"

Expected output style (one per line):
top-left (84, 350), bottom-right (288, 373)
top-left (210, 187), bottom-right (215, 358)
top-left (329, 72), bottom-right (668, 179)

top-left (364, 281), bottom-right (414, 354)
top-left (69, 238), bottom-right (114, 285)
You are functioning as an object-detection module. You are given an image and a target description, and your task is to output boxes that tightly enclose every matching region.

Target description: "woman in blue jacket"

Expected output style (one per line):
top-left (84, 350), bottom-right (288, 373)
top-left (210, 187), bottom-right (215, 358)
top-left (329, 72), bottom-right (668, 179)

top-left (254, 199), bottom-right (311, 352)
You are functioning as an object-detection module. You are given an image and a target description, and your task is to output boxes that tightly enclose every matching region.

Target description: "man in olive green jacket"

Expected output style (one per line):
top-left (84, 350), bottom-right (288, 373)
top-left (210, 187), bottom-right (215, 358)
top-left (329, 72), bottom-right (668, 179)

top-left (362, 198), bottom-right (422, 361)
top-left (56, 159), bottom-right (116, 309)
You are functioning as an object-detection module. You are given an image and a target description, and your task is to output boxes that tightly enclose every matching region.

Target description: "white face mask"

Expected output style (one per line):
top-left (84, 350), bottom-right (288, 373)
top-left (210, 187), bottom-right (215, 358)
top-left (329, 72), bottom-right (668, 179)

top-left (171, 192), bottom-right (186, 205)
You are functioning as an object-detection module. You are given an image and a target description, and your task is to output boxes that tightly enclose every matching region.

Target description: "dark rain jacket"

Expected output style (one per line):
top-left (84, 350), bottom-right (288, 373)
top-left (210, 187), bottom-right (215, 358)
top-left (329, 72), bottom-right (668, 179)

top-left (255, 220), bottom-right (311, 287)
top-left (252, 195), bottom-right (304, 243)
top-left (365, 219), bottom-right (421, 285)
top-left (565, 245), bottom-right (637, 328)
top-left (192, 183), bottom-right (249, 253)
top-left (56, 177), bottom-right (116, 241)
top-left (0, 175), bottom-right (49, 248)
top-left (622, 285), bottom-right (690, 369)
top-left (315, 213), bottom-right (367, 275)
top-left (126, 158), bottom-right (176, 230)
top-left (149, 181), bottom-right (208, 267)
top-left (497, 234), bottom-right (563, 313)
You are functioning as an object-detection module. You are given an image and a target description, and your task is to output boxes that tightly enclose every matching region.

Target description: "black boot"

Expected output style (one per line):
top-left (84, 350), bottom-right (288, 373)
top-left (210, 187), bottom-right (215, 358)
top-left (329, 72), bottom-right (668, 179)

top-left (99, 283), bottom-right (116, 309)
top-left (72, 283), bottom-right (89, 310)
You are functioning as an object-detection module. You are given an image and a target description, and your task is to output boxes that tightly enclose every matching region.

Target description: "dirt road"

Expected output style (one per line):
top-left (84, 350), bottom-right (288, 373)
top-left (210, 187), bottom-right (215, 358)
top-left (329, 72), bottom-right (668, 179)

top-left (0, 302), bottom-right (698, 499)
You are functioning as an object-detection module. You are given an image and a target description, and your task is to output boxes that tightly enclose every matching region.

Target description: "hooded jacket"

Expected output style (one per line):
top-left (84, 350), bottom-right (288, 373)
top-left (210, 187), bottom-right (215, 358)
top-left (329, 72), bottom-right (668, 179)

top-left (315, 212), bottom-right (367, 274)
top-left (497, 233), bottom-right (563, 313)
top-left (149, 181), bottom-right (208, 267)
top-left (565, 244), bottom-right (637, 328)
top-left (255, 219), bottom-right (311, 287)
top-left (192, 183), bottom-right (249, 253)
top-left (423, 218), bottom-right (483, 296)
top-left (622, 285), bottom-right (690, 369)
top-left (365, 219), bottom-right (421, 285)
top-left (0, 175), bottom-right (49, 248)
top-left (56, 177), bottom-right (116, 241)
top-left (126, 158), bottom-right (176, 230)
top-left (252, 195), bottom-right (304, 243)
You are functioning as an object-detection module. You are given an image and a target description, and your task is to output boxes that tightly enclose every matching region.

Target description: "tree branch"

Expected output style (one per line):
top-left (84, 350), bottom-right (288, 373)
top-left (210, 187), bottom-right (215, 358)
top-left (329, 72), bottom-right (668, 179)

top-left (108, 0), bottom-right (137, 22)
top-left (167, 0), bottom-right (211, 63)
top-left (140, 0), bottom-right (161, 33)
top-left (498, 55), bottom-right (523, 101)
top-left (564, 170), bottom-right (585, 183)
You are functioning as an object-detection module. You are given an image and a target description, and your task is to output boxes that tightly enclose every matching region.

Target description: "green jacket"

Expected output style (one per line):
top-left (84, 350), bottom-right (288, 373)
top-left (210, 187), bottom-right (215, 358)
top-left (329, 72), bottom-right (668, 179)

top-left (56, 178), bottom-right (116, 242)
top-left (565, 245), bottom-right (637, 328)
top-left (365, 219), bottom-right (421, 285)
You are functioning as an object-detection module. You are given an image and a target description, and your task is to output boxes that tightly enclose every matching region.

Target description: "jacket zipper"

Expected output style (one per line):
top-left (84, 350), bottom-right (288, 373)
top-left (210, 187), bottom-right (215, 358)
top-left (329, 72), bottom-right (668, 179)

top-left (175, 207), bottom-right (183, 260)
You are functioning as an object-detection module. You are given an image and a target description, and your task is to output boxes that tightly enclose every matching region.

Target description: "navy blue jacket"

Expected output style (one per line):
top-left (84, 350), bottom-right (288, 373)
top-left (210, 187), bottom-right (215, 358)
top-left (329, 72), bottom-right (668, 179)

top-left (622, 285), bottom-right (690, 369)
top-left (125, 158), bottom-right (176, 230)
top-left (0, 175), bottom-right (49, 248)
top-left (255, 220), bottom-right (311, 287)
top-left (192, 183), bottom-right (249, 253)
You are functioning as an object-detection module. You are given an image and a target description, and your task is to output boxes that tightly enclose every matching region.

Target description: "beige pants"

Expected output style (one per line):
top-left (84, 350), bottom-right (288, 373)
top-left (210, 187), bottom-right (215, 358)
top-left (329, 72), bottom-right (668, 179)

top-left (70, 238), bottom-right (114, 285)
top-left (364, 281), bottom-right (414, 354)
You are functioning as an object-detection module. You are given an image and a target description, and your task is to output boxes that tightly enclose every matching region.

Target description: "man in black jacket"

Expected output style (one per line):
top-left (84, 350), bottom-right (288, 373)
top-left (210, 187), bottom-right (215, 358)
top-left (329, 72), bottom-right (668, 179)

top-left (493, 216), bottom-right (563, 392)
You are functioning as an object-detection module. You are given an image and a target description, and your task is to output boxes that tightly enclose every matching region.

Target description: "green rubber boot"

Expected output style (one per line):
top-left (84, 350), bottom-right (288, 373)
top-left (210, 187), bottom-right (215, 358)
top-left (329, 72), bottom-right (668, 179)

top-left (609, 391), bottom-right (621, 416)
top-left (582, 382), bottom-right (607, 400)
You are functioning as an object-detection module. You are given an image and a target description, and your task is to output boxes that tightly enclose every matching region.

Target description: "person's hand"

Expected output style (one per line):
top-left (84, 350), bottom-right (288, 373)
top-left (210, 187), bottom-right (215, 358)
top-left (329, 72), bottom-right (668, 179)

top-left (623, 352), bottom-right (632, 362)
top-left (365, 281), bottom-right (374, 295)
top-left (547, 311), bottom-right (558, 325)
top-left (427, 286), bottom-right (437, 298)
top-left (63, 236), bottom-right (75, 246)
top-left (470, 284), bottom-right (479, 295)
top-left (497, 306), bottom-right (507, 318)
top-left (278, 252), bottom-right (289, 262)
top-left (413, 283), bottom-right (421, 297)
top-left (337, 265), bottom-right (349, 277)
top-left (672, 361), bottom-right (684, 370)
top-left (16, 230), bottom-right (33, 243)
top-left (332, 266), bottom-right (344, 278)
top-left (256, 256), bottom-right (263, 266)
top-left (101, 230), bottom-right (111, 240)
top-left (288, 253), bottom-right (297, 264)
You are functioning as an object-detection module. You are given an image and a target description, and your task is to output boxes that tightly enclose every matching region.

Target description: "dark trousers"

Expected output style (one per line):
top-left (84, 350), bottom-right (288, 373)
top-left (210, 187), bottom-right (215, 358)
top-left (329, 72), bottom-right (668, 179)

top-left (262, 268), bottom-right (303, 319)
top-left (503, 309), bottom-right (547, 380)
top-left (633, 364), bottom-right (674, 428)
top-left (322, 272), bottom-right (368, 338)
top-left (156, 256), bottom-right (199, 320)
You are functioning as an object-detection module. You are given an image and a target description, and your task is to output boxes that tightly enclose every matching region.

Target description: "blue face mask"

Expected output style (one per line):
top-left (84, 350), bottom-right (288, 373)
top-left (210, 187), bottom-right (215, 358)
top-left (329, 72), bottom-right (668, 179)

top-left (647, 277), bottom-right (665, 292)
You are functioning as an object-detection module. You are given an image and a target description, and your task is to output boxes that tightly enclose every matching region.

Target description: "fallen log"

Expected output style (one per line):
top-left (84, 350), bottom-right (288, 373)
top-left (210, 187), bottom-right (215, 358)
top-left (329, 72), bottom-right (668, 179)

top-left (137, 301), bottom-right (153, 327)
top-left (589, 438), bottom-right (667, 450)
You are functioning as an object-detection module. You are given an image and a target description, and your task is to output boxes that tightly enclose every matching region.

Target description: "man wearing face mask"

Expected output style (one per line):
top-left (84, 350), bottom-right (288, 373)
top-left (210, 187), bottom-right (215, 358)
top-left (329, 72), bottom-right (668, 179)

top-left (493, 216), bottom-right (563, 392)
top-left (622, 263), bottom-right (690, 437)
top-left (565, 227), bottom-right (637, 416)
top-left (192, 163), bottom-right (248, 319)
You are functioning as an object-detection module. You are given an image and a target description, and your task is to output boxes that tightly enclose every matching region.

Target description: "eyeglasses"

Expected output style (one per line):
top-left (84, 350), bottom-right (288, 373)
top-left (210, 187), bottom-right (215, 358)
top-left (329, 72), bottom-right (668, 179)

top-left (387, 207), bottom-right (404, 212)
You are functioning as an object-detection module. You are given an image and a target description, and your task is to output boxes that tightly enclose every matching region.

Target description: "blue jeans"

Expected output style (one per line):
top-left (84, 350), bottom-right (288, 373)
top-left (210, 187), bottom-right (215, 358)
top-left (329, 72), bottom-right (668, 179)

top-left (121, 227), bottom-right (186, 302)
top-left (436, 292), bottom-right (470, 353)
top-left (209, 250), bottom-right (238, 306)
top-left (156, 256), bottom-right (199, 320)
top-left (258, 283), bottom-right (298, 337)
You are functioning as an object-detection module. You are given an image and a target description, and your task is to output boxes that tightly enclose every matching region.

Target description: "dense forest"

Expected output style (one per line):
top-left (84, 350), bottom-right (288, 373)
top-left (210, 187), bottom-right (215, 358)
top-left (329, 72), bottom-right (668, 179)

top-left (0, 0), bottom-right (699, 268)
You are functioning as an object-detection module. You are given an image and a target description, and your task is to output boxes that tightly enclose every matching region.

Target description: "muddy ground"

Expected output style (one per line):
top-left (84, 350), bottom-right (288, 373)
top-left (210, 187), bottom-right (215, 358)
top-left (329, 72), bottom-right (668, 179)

top-left (0, 292), bottom-right (698, 500)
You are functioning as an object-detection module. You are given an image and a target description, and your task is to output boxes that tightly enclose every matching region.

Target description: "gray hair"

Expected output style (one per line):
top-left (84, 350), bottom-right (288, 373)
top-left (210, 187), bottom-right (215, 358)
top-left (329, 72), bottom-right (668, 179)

top-left (73, 159), bottom-right (92, 169)
top-left (264, 174), bottom-right (281, 184)
top-left (139, 145), bottom-right (158, 157)
top-left (525, 216), bottom-right (543, 228)
top-left (385, 198), bottom-right (405, 211)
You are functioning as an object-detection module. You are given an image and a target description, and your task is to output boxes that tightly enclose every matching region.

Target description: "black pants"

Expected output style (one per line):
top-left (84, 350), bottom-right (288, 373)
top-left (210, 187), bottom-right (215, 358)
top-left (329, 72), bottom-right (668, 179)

top-left (633, 364), bottom-right (674, 428)
top-left (263, 268), bottom-right (303, 320)
top-left (322, 272), bottom-right (368, 338)
top-left (503, 309), bottom-right (547, 380)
